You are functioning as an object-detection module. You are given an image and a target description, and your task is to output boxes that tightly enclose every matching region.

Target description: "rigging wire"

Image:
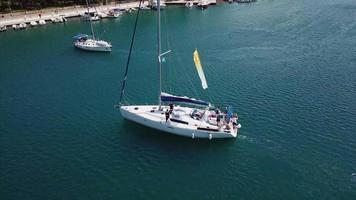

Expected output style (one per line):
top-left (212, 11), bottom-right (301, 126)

top-left (162, 8), bottom-right (173, 94)
top-left (118, 0), bottom-right (143, 104)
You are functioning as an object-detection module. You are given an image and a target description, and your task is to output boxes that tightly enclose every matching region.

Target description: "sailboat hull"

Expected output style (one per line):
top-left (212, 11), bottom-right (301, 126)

top-left (120, 105), bottom-right (239, 139)
top-left (74, 39), bottom-right (112, 52)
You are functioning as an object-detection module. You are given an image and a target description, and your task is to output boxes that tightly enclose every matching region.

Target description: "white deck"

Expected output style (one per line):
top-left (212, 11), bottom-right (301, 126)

top-left (120, 105), bottom-right (240, 139)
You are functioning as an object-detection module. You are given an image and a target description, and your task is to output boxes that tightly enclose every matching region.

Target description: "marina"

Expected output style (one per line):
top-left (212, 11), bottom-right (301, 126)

top-left (0, 1), bottom-right (143, 28)
top-left (0, 0), bottom-right (221, 30)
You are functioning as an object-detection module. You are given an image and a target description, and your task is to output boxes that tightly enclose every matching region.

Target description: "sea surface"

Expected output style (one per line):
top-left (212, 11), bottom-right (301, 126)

top-left (1, 0), bottom-right (356, 199)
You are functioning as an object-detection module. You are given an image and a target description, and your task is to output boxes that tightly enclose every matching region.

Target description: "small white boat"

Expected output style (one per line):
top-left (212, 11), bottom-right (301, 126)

top-left (150, 0), bottom-right (166, 10)
top-left (197, 0), bottom-right (209, 9)
top-left (19, 23), bottom-right (27, 29)
top-left (130, 7), bottom-right (138, 11)
top-left (81, 12), bottom-right (100, 21)
top-left (59, 15), bottom-right (67, 22)
top-left (30, 21), bottom-right (38, 26)
top-left (228, 0), bottom-right (233, 3)
top-left (51, 17), bottom-right (64, 23)
top-left (139, 5), bottom-right (151, 10)
top-left (0, 25), bottom-right (6, 32)
top-left (185, 1), bottom-right (194, 8)
top-left (13, 24), bottom-right (26, 30)
top-left (39, 20), bottom-right (46, 25)
top-left (107, 10), bottom-right (122, 18)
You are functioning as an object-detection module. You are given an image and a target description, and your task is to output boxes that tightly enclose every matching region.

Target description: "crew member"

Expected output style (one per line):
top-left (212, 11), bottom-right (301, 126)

top-left (165, 110), bottom-right (170, 122)
top-left (169, 103), bottom-right (173, 114)
top-left (217, 115), bottom-right (221, 127)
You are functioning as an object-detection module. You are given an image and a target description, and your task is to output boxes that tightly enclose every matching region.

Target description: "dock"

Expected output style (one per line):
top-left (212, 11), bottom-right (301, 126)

top-left (0, 0), bottom-right (220, 28)
top-left (0, 2), bottom-right (145, 27)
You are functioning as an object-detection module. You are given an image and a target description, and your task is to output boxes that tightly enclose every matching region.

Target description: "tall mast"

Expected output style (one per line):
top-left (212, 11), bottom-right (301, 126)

top-left (157, 0), bottom-right (162, 109)
top-left (86, 0), bottom-right (95, 40)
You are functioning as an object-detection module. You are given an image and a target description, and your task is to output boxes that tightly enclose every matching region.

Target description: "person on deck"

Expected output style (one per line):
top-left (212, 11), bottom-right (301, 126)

top-left (165, 110), bottom-right (170, 122)
top-left (217, 115), bottom-right (221, 127)
top-left (169, 103), bottom-right (173, 114)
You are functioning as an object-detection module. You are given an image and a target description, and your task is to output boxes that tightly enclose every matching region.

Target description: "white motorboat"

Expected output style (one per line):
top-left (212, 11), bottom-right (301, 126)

top-left (59, 15), bottom-right (68, 22)
top-left (19, 23), bottom-right (27, 29)
top-left (139, 4), bottom-right (151, 10)
top-left (107, 10), bottom-right (122, 18)
top-left (51, 17), bottom-right (64, 23)
top-left (149, 0), bottom-right (166, 10)
top-left (117, 0), bottom-right (241, 139)
top-left (81, 12), bottom-right (100, 21)
top-left (185, 1), bottom-right (194, 8)
top-left (197, 0), bottom-right (209, 9)
top-left (0, 25), bottom-right (6, 32)
top-left (30, 21), bottom-right (38, 26)
top-left (228, 0), bottom-right (234, 3)
top-left (13, 24), bottom-right (26, 30)
top-left (39, 20), bottom-right (46, 25)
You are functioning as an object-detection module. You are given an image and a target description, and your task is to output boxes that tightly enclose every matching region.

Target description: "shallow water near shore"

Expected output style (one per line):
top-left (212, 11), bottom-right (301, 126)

top-left (1, 1), bottom-right (356, 199)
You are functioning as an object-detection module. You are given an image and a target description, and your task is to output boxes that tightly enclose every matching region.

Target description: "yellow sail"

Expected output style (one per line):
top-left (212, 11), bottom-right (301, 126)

top-left (193, 49), bottom-right (208, 89)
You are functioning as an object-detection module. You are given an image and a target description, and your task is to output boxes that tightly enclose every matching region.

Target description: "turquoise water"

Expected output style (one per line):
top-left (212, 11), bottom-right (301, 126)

top-left (1, 1), bottom-right (356, 199)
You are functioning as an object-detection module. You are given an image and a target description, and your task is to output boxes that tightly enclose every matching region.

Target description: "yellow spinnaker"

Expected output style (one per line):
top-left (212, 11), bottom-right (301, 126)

top-left (193, 49), bottom-right (208, 89)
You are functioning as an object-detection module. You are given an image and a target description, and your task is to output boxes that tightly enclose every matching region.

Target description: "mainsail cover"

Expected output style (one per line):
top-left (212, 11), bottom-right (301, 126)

top-left (160, 92), bottom-right (209, 106)
top-left (193, 49), bottom-right (208, 89)
top-left (72, 33), bottom-right (89, 40)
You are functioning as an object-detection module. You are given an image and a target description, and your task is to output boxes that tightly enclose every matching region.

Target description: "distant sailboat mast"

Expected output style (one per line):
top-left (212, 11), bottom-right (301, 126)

top-left (85, 0), bottom-right (95, 40)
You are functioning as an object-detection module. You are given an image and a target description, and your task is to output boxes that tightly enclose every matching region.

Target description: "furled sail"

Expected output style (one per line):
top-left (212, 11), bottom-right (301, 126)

top-left (161, 92), bottom-right (210, 106)
top-left (193, 49), bottom-right (208, 89)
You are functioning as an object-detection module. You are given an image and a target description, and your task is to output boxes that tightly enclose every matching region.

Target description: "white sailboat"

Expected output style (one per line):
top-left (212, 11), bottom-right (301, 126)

top-left (73, 0), bottom-right (112, 52)
top-left (118, 0), bottom-right (241, 139)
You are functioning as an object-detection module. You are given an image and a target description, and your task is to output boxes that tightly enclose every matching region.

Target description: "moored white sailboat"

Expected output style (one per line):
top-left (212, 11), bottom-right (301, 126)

top-left (118, 0), bottom-right (241, 139)
top-left (73, 0), bottom-right (112, 52)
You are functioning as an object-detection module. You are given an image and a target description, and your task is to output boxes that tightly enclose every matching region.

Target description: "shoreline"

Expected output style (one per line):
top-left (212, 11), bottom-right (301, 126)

top-left (0, 0), bottom-right (218, 27)
top-left (0, 1), bottom-right (143, 27)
